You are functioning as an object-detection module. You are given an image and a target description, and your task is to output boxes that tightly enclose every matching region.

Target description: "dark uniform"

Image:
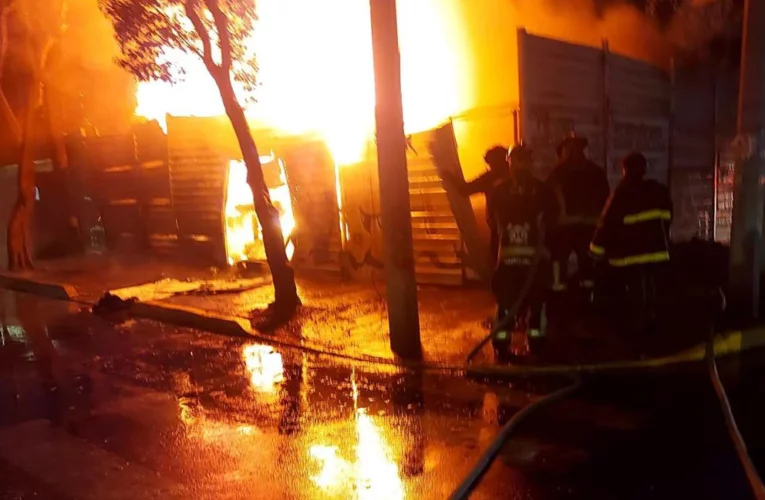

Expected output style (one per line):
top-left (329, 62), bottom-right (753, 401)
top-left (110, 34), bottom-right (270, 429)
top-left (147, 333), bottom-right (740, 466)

top-left (490, 144), bottom-right (553, 360)
top-left (446, 146), bottom-right (509, 269)
top-left (590, 152), bottom-right (672, 333)
top-left (546, 135), bottom-right (610, 293)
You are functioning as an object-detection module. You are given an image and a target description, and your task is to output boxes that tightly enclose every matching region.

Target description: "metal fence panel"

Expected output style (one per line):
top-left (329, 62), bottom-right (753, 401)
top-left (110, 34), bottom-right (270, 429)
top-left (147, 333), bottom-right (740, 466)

top-left (281, 139), bottom-right (343, 274)
top-left (518, 29), bottom-right (605, 178)
top-left (167, 116), bottom-right (229, 266)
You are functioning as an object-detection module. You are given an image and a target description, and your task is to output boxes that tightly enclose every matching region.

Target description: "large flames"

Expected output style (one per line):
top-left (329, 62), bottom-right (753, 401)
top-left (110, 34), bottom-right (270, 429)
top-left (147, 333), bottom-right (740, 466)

top-left (225, 155), bottom-right (295, 265)
top-left (136, 0), bottom-right (470, 265)
top-left (136, 0), bottom-right (469, 163)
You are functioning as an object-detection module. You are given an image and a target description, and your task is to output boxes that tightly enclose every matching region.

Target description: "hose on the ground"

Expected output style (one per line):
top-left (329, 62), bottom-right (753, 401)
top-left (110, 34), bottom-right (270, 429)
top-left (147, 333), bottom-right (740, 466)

top-left (459, 287), bottom-right (765, 499)
top-left (706, 327), bottom-right (765, 500)
top-left (448, 375), bottom-right (583, 500)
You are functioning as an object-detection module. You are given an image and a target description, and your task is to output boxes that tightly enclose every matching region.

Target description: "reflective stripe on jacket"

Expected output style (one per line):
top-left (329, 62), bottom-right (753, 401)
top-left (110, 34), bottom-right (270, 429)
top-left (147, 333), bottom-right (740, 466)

top-left (590, 177), bottom-right (672, 268)
top-left (622, 209), bottom-right (672, 225)
top-left (500, 245), bottom-right (536, 258)
top-left (499, 244), bottom-right (537, 265)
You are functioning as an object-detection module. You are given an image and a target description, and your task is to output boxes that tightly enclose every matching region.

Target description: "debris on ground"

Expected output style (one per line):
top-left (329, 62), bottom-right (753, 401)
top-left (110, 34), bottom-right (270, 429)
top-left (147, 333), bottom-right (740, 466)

top-left (92, 293), bottom-right (137, 316)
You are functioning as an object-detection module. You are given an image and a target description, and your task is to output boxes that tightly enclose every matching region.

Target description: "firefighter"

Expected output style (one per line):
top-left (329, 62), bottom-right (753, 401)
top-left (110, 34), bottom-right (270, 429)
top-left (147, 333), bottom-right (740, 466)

top-left (589, 151), bottom-right (672, 334)
top-left (546, 134), bottom-right (610, 295)
top-left (490, 143), bottom-right (553, 362)
top-left (443, 146), bottom-right (509, 269)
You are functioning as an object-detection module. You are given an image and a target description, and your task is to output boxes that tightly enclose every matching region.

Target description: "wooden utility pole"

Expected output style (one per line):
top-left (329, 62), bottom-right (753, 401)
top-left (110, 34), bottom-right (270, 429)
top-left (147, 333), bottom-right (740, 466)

top-left (368, 0), bottom-right (422, 359)
top-left (729, 0), bottom-right (765, 318)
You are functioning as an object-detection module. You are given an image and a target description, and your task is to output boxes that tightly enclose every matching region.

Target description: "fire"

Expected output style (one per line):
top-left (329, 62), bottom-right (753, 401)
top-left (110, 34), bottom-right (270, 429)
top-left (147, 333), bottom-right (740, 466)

top-left (135, 0), bottom-right (470, 166)
top-left (225, 155), bottom-right (295, 265)
top-left (138, 0), bottom-right (469, 267)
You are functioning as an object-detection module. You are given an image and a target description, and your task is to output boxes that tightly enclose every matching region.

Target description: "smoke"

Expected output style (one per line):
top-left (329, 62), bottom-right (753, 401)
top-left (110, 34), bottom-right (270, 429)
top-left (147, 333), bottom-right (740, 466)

top-left (513, 0), bottom-right (672, 63)
top-left (453, 0), bottom-right (739, 183)
top-left (460, 0), bottom-right (739, 111)
top-left (665, 0), bottom-right (741, 56)
top-left (52, 0), bottom-right (136, 135)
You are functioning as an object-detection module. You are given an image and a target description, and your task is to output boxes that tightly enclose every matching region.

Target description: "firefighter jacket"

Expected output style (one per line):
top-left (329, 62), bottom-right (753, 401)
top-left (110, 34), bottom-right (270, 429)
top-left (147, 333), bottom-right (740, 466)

top-left (490, 172), bottom-right (553, 268)
top-left (589, 177), bottom-right (672, 267)
top-left (546, 156), bottom-right (610, 227)
top-left (451, 169), bottom-right (507, 225)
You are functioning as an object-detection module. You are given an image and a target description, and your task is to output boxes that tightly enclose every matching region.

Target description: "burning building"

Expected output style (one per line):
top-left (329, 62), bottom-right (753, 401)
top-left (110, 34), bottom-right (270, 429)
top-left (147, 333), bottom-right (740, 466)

top-left (53, 0), bottom-right (737, 285)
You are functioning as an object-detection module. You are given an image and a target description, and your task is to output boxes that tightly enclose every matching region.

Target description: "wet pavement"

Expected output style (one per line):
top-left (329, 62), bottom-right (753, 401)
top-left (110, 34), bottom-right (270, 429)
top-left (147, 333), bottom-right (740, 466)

top-left (0, 255), bottom-right (496, 365)
top-left (0, 289), bottom-right (764, 499)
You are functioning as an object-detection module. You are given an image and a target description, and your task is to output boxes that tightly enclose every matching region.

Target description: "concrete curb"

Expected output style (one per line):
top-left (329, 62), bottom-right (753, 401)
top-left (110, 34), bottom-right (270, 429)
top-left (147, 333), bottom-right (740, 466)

top-left (127, 300), bottom-right (413, 368)
top-left (130, 301), bottom-right (253, 338)
top-left (0, 272), bottom-right (414, 368)
top-left (0, 273), bottom-right (78, 301)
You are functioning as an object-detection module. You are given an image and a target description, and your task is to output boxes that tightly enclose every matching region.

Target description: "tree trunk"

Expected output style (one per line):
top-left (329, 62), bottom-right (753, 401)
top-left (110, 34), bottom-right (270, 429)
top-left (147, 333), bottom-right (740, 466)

top-left (213, 73), bottom-right (299, 308)
top-left (7, 84), bottom-right (39, 271)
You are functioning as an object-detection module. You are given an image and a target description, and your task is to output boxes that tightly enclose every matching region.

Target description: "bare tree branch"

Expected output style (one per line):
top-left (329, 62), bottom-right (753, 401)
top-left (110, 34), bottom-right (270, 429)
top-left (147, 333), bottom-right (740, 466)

top-left (204, 0), bottom-right (232, 72)
top-left (175, 23), bottom-right (205, 61)
top-left (187, 43), bottom-right (204, 61)
top-left (185, 0), bottom-right (218, 74)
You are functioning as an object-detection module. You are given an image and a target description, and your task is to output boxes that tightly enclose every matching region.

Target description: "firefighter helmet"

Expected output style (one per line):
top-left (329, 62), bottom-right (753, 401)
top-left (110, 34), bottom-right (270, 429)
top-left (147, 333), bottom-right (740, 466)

top-left (484, 146), bottom-right (509, 167)
top-left (621, 151), bottom-right (647, 178)
top-left (507, 142), bottom-right (533, 168)
top-left (558, 132), bottom-right (588, 154)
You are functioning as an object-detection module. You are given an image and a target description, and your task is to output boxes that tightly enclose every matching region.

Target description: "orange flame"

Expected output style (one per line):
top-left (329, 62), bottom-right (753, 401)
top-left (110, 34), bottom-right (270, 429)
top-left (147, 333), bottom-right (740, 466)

top-left (225, 155), bottom-right (295, 265)
top-left (135, 0), bottom-right (470, 166)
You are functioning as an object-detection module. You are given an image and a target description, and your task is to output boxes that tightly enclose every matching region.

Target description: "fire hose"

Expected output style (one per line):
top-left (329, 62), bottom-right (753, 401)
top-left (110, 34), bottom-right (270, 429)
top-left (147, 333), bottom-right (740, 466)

top-left (448, 375), bottom-right (582, 500)
top-left (458, 281), bottom-right (765, 499)
top-left (706, 329), bottom-right (765, 500)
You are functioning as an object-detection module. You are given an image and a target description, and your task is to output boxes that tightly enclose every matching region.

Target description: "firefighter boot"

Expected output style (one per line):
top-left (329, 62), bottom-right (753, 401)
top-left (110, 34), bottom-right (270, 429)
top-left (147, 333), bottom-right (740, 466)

top-left (528, 330), bottom-right (548, 363)
top-left (491, 308), bottom-right (514, 364)
top-left (527, 303), bottom-right (548, 363)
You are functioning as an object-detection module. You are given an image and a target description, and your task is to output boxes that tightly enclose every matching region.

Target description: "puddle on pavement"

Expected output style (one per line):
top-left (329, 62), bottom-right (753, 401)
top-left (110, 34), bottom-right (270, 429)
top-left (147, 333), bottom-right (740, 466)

top-left (0, 290), bottom-right (537, 498)
top-left (9, 288), bottom-right (726, 499)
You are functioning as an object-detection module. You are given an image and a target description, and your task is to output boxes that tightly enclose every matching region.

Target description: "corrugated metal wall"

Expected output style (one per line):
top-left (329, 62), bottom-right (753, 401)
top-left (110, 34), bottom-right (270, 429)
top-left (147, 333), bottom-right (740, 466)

top-left (166, 116), bottom-right (230, 265)
top-left (519, 29), bottom-right (671, 187)
top-left (165, 116), bottom-right (344, 272)
top-left (135, 124), bottom-right (177, 253)
top-left (70, 124), bottom-right (174, 255)
top-left (516, 28), bottom-right (739, 243)
top-left (281, 139), bottom-right (343, 274)
top-left (607, 54), bottom-right (671, 186)
top-left (85, 134), bottom-right (146, 251)
top-left (518, 29), bottom-right (606, 180)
